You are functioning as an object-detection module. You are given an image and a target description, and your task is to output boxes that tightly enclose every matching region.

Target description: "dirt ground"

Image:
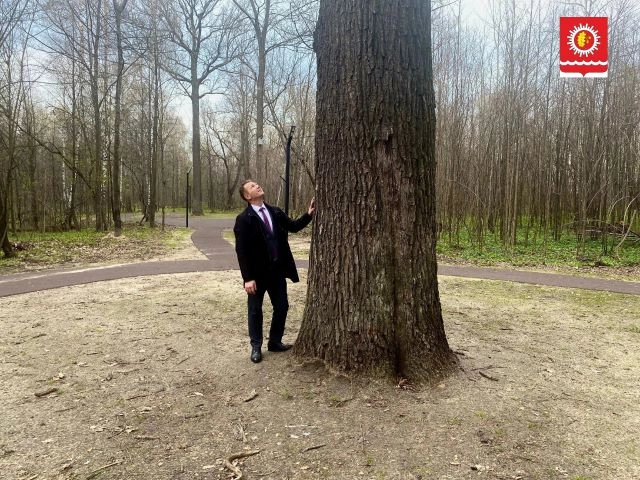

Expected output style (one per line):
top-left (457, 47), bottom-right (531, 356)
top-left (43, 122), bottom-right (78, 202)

top-left (1, 270), bottom-right (639, 480)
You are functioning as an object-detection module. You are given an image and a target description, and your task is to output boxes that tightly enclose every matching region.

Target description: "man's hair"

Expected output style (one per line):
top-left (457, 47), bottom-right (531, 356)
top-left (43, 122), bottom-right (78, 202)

top-left (239, 179), bottom-right (253, 202)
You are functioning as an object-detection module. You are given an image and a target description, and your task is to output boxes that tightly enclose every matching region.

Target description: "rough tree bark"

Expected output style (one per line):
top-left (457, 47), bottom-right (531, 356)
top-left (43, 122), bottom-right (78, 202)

top-left (293, 0), bottom-right (457, 381)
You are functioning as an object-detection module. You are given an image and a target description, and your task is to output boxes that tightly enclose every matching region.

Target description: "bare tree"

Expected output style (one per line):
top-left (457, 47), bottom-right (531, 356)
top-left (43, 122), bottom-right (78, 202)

top-left (263, 51), bottom-right (317, 209)
top-left (0, 0), bottom-right (31, 256)
top-left (232, 0), bottom-right (315, 181)
top-left (2, 0), bottom-right (636, 264)
top-left (38, 0), bottom-right (115, 231)
top-left (201, 107), bottom-right (244, 208)
top-left (111, 0), bottom-right (130, 236)
top-left (159, 0), bottom-right (242, 215)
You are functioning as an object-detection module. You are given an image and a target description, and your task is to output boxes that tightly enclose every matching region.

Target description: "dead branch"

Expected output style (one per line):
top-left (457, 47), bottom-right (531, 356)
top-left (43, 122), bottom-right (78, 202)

top-left (176, 356), bottom-right (191, 365)
top-left (478, 371), bottom-right (499, 382)
top-left (34, 387), bottom-right (59, 397)
top-left (85, 460), bottom-right (122, 479)
top-left (302, 444), bottom-right (326, 453)
top-left (224, 450), bottom-right (261, 480)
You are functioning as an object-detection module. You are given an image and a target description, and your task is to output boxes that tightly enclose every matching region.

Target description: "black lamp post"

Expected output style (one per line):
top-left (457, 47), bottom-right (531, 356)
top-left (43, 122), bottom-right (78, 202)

top-left (186, 166), bottom-right (192, 227)
top-left (284, 125), bottom-right (295, 215)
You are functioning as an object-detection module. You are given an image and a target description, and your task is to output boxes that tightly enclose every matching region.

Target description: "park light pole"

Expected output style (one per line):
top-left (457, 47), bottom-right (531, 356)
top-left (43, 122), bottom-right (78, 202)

top-left (284, 125), bottom-right (295, 215)
top-left (186, 165), bottom-right (192, 227)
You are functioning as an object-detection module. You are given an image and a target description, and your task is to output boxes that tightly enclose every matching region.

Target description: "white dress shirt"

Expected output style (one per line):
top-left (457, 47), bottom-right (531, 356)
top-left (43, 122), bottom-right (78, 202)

top-left (252, 203), bottom-right (274, 232)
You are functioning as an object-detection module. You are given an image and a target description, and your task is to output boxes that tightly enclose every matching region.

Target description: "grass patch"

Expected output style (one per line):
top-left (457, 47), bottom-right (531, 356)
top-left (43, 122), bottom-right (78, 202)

top-left (0, 223), bottom-right (193, 273)
top-left (223, 224), bottom-right (640, 279)
top-left (437, 227), bottom-right (640, 270)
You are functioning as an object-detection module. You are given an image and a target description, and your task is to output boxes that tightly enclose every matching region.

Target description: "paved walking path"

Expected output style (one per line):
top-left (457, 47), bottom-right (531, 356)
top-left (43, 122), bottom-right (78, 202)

top-left (1, 216), bottom-right (638, 297)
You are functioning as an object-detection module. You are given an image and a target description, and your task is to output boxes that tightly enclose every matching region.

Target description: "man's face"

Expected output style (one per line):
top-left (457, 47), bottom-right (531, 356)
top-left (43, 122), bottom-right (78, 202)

top-left (243, 182), bottom-right (265, 202)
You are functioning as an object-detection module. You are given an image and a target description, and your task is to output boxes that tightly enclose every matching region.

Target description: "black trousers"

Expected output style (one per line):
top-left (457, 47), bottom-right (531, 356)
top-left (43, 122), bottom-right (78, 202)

top-left (247, 274), bottom-right (289, 348)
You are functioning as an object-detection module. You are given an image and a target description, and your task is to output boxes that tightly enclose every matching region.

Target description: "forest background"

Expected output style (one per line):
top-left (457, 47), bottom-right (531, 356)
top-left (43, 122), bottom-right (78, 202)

top-left (0, 0), bottom-right (639, 266)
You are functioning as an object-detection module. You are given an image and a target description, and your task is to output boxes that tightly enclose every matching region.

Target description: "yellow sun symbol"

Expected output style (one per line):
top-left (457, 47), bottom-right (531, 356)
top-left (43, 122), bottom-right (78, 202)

top-left (567, 24), bottom-right (600, 57)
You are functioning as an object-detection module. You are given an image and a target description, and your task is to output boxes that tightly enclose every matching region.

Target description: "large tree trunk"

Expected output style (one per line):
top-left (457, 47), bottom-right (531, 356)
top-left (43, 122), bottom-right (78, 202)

top-left (294, 0), bottom-right (456, 381)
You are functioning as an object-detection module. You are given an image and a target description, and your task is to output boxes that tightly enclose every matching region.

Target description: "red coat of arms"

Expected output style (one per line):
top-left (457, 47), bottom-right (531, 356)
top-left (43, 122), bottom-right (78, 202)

top-left (560, 17), bottom-right (608, 77)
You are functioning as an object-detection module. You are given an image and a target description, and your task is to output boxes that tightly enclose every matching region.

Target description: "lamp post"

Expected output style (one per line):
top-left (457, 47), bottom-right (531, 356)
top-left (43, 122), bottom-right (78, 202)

top-left (186, 165), bottom-right (192, 227)
top-left (284, 125), bottom-right (295, 215)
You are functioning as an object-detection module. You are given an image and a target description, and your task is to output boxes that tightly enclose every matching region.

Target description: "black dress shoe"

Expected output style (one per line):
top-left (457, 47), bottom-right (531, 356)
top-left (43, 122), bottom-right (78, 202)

top-left (267, 342), bottom-right (292, 352)
top-left (250, 347), bottom-right (262, 363)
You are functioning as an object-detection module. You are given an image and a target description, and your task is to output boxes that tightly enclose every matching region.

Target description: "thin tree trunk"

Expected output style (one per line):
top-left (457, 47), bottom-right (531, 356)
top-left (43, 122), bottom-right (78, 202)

top-left (91, 0), bottom-right (106, 231)
top-left (255, 0), bottom-right (269, 179)
top-left (0, 193), bottom-right (13, 257)
top-left (150, 47), bottom-right (160, 227)
top-left (191, 77), bottom-right (203, 215)
top-left (112, 0), bottom-right (128, 236)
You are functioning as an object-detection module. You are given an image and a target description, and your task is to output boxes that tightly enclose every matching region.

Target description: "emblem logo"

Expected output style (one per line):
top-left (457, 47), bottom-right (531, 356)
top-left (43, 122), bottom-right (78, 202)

top-left (560, 17), bottom-right (608, 77)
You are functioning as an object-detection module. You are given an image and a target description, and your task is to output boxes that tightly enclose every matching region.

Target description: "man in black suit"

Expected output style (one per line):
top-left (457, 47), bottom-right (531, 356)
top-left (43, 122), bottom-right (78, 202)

top-left (234, 180), bottom-right (315, 363)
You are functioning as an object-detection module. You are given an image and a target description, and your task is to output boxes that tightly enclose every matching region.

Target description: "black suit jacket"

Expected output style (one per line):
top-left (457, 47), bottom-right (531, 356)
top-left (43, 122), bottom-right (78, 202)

top-left (234, 204), bottom-right (312, 284)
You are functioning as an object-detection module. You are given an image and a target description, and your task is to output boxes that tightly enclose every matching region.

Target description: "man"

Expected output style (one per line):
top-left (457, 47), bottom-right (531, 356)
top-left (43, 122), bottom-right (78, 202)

top-left (234, 180), bottom-right (315, 363)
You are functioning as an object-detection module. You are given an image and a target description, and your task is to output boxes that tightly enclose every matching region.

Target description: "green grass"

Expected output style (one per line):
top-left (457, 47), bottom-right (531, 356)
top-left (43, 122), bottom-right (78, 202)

top-left (437, 227), bottom-right (640, 270)
top-left (4, 217), bottom-right (638, 281)
top-left (222, 221), bottom-right (640, 277)
top-left (225, 223), bottom-right (639, 276)
top-left (0, 223), bottom-right (192, 273)
top-left (1, 230), bottom-right (104, 269)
